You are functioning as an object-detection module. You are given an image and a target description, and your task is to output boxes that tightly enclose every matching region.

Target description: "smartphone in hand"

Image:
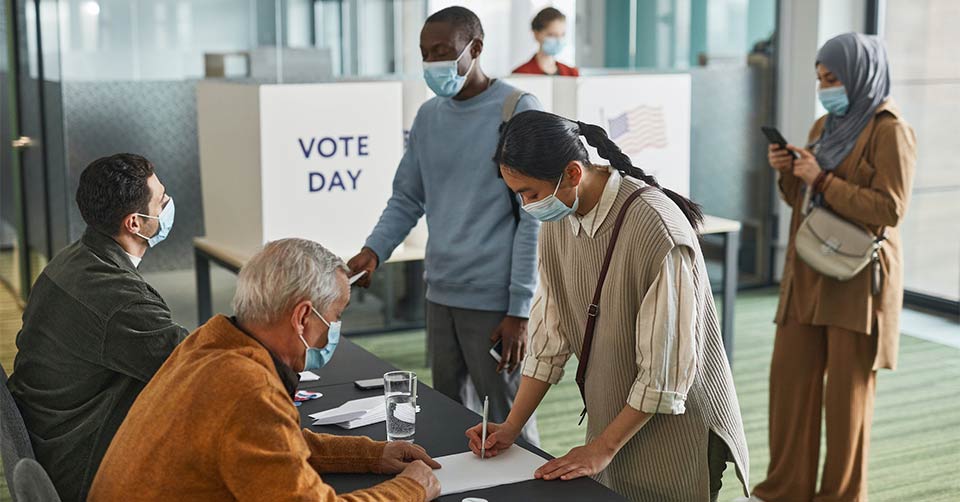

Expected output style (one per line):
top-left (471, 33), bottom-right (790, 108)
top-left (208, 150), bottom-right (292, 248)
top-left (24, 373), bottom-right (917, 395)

top-left (761, 126), bottom-right (800, 159)
top-left (489, 339), bottom-right (504, 363)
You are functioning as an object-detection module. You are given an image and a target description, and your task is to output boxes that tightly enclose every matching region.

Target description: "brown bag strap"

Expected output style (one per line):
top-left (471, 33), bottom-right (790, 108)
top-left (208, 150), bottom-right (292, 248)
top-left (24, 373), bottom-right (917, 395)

top-left (575, 187), bottom-right (650, 424)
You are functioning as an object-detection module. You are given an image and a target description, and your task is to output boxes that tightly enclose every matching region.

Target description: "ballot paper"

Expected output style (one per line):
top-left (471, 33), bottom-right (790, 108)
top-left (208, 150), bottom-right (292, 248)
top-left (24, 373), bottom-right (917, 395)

top-left (299, 371), bottom-right (320, 382)
top-left (433, 447), bottom-right (546, 496)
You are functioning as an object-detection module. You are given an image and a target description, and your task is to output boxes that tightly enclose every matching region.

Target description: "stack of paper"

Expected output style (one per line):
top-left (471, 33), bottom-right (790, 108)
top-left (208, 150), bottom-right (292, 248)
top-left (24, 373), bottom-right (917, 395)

top-left (309, 396), bottom-right (421, 429)
top-left (310, 396), bottom-right (386, 429)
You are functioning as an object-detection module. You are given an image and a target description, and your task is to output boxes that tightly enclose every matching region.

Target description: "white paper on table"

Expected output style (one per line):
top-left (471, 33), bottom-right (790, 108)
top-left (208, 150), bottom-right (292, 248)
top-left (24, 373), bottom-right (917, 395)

top-left (337, 409), bottom-right (386, 429)
top-left (433, 447), bottom-right (546, 496)
top-left (310, 396), bottom-right (384, 425)
top-left (299, 371), bottom-right (320, 382)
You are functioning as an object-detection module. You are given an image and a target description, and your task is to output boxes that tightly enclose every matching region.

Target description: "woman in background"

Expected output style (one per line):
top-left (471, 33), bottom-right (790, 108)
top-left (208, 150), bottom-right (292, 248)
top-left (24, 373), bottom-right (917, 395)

top-left (512, 7), bottom-right (579, 76)
top-left (748, 33), bottom-right (916, 502)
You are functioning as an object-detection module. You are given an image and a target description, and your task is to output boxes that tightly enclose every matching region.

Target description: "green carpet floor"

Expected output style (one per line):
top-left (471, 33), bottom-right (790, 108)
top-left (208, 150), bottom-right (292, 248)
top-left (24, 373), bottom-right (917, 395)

top-left (351, 289), bottom-right (960, 501)
top-left (2, 289), bottom-right (957, 501)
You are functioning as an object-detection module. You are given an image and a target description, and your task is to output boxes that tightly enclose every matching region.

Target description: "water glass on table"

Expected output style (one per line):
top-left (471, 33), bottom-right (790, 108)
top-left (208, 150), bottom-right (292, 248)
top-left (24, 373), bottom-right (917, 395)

top-left (384, 371), bottom-right (417, 442)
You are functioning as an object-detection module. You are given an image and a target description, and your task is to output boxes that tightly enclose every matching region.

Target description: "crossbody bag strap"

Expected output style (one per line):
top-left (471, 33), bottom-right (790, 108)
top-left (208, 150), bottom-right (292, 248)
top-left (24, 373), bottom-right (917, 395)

top-left (501, 90), bottom-right (528, 223)
top-left (575, 187), bottom-right (651, 425)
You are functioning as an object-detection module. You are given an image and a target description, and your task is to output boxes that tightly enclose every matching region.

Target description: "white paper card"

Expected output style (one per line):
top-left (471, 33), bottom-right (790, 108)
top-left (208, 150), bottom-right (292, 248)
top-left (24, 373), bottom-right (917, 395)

top-left (299, 371), bottom-right (320, 382)
top-left (310, 396), bottom-right (384, 425)
top-left (433, 447), bottom-right (546, 496)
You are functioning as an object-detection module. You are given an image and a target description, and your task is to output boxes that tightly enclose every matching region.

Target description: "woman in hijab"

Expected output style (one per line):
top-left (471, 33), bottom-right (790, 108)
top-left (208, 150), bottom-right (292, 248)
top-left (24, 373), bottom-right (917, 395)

top-left (748, 33), bottom-right (917, 502)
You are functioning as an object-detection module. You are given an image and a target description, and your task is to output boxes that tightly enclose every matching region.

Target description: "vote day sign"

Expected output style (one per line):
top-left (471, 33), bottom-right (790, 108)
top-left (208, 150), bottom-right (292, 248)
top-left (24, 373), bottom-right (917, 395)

top-left (198, 81), bottom-right (402, 259)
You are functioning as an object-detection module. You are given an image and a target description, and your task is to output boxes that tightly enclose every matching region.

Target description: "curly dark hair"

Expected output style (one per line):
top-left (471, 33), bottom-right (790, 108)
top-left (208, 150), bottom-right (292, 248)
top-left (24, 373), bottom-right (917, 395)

top-left (426, 6), bottom-right (484, 43)
top-left (76, 153), bottom-right (155, 236)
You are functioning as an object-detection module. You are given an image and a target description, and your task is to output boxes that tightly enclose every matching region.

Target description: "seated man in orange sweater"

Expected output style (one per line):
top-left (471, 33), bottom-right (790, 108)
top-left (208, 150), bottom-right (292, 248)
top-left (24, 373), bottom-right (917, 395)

top-left (89, 238), bottom-right (441, 501)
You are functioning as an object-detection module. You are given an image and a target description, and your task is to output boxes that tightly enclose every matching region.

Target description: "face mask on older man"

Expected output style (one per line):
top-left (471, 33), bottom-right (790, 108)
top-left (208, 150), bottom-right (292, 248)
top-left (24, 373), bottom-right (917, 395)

top-left (298, 306), bottom-right (341, 370)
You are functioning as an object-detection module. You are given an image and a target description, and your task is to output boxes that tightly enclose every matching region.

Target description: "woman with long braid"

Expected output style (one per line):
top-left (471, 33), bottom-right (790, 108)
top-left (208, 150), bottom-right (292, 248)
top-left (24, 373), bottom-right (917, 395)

top-left (465, 110), bottom-right (749, 501)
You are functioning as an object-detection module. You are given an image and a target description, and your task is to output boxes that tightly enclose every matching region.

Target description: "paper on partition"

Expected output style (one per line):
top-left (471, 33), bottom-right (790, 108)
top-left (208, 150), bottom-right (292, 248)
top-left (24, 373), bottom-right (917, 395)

top-left (433, 447), bottom-right (546, 496)
top-left (299, 371), bottom-right (320, 382)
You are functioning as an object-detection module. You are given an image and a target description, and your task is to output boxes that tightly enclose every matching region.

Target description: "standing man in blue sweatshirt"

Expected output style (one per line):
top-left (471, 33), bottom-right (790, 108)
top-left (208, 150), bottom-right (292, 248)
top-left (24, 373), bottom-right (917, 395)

top-left (348, 6), bottom-right (541, 444)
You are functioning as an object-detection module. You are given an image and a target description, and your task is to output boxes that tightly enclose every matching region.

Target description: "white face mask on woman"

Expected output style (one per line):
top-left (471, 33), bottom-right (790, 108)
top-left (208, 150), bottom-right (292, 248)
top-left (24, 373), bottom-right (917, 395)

top-left (521, 173), bottom-right (579, 222)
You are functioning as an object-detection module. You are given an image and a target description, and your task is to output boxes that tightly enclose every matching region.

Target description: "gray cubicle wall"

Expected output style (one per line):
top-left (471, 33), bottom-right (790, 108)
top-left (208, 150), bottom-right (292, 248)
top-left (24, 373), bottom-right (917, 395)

top-left (60, 81), bottom-right (205, 273)
top-left (690, 62), bottom-right (776, 285)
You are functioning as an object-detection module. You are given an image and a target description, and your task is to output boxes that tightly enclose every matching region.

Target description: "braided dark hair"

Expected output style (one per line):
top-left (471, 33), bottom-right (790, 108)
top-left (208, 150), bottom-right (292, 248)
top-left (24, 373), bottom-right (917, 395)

top-left (494, 110), bottom-right (703, 230)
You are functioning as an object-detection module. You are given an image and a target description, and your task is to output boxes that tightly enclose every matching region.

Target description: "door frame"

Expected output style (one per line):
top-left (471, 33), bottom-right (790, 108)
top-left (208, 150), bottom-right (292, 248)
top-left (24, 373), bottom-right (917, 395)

top-left (1, 0), bottom-right (53, 301)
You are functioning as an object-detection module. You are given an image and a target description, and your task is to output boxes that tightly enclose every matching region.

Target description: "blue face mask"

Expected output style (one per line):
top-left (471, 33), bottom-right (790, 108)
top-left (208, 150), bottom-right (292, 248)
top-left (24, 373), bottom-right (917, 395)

top-left (136, 197), bottom-right (175, 248)
top-left (818, 86), bottom-right (849, 116)
top-left (541, 37), bottom-right (565, 57)
top-left (299, 306), bottom-right (341, 371)
top-left (422, 41), bottom-right (474, 98)
top-left (522, 173), bottom-right (579, 222)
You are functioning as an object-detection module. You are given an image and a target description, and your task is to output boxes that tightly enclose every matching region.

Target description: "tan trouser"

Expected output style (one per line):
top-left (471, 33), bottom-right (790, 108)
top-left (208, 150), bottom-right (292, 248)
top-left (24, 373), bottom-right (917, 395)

top-left (753, 321), bottom-right (878, 502)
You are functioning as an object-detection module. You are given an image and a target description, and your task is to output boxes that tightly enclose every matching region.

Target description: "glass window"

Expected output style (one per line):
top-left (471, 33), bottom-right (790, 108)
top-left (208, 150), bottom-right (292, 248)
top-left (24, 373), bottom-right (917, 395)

top-left (884, 0), bottom-right (960, 303)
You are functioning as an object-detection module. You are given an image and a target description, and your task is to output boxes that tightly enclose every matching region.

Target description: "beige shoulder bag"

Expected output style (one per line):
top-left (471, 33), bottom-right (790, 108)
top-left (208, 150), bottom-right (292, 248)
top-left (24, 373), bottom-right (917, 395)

top-left (795, 188), bottom-right (884, 287)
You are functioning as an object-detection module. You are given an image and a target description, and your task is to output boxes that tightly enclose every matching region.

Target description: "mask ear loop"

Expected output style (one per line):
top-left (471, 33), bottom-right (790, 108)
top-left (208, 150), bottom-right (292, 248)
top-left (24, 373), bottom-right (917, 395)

top-left (551, 172), bottom-right (564, 196)
top-left (133, 213), bottom-right (159, 242)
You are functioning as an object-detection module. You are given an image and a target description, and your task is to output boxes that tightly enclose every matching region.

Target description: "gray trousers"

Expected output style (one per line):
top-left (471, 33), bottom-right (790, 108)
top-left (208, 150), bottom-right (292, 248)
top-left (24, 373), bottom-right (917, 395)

top-left (708, 431), bottom-right (731, 502)
top-left (426, 301), bottom-right (540, 446)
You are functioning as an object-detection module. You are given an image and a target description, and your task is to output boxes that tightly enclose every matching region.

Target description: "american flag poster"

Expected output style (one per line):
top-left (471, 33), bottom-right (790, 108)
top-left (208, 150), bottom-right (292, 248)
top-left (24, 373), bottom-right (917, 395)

top-left (574, 73), bottom-right (690, 195)
top-left (606, 105), bottom-right (669, 154)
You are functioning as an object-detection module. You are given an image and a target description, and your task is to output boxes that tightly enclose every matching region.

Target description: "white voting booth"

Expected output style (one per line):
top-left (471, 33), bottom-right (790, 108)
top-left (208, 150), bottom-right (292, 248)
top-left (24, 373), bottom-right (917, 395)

top-left (196, 81), bottom-right (402, 260)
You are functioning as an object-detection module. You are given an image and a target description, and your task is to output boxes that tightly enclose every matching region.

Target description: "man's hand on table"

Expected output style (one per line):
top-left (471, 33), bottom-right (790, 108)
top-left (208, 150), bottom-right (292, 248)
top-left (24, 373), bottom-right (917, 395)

top-left (377, 441), bottom-right (441, 474)
top-left (396, 459), bottom-right (441, 501)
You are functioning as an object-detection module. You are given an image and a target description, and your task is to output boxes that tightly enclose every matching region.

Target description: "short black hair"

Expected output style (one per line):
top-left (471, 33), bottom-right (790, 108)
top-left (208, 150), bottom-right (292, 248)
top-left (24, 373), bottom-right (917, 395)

top-left (76, 153), bottom-right (156, 236)
top-left (425, 6), bottom-right (484, 43)
top-left (532, 7), bottom-right (565, 32)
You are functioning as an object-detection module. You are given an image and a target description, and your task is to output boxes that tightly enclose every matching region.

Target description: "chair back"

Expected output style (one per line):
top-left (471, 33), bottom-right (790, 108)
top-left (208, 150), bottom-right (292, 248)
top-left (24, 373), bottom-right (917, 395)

top-left (12, 458), bottom-right (61, 502)
top-left (1, 362), bottom-right (37, 499)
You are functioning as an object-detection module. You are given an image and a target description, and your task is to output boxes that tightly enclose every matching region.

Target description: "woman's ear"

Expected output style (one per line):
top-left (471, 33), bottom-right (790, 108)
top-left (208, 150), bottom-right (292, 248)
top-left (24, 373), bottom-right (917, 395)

top-left (565, 161), bottom-right (584, 186)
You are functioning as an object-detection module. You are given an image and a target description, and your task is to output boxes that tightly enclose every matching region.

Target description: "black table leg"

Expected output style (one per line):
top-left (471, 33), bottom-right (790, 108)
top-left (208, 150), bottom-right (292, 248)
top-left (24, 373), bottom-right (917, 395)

top-left (721, 230), bottom-right (739, 366)
top-left (383, 263), bottom-right (395, 329)
top-left (195, 248), bottom-right (212, 326)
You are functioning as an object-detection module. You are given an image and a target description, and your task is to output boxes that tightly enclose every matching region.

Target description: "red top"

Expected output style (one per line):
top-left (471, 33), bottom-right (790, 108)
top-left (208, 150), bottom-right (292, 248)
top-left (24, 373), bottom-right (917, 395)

top-left (512, 55), bottom-right (580, 76)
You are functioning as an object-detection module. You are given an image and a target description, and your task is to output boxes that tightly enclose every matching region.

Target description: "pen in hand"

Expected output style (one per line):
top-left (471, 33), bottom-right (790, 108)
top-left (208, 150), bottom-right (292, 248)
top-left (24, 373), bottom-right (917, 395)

top-left (481, 395), bottom-right (489, 460)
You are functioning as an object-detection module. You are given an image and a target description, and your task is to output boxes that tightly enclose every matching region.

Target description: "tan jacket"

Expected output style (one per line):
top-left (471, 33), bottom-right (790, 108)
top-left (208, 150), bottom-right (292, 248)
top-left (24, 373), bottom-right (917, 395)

top-left (775, 99), bottom-right (917, 369)
top-left (89, 315), bottom-right (424, 502)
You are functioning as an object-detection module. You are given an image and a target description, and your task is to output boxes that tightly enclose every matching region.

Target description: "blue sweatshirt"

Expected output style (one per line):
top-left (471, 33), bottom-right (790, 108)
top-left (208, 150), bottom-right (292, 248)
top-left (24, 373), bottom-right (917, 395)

top-left (365, 79), bottom-right (542, 317)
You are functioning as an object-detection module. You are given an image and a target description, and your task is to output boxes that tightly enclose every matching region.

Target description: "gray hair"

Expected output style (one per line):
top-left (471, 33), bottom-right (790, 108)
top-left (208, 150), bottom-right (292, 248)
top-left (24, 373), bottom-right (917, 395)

top-left (233, 238), bottom-right (349, 326)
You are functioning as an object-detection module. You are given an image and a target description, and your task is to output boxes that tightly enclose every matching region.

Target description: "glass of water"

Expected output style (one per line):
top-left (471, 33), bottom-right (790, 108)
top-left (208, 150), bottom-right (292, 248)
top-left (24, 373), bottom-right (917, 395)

top-left (384, 371), bottom-right (417, 442)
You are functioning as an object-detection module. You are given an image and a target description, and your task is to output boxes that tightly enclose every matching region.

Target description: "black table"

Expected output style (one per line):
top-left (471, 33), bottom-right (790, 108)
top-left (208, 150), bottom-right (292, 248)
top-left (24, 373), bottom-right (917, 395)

top-left (298, 344), bottom-right (628, 501)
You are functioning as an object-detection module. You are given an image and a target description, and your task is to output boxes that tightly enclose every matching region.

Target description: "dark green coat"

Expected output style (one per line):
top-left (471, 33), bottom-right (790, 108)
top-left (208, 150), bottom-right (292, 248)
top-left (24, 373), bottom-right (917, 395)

top-left (7, 228), bottom-right (187, 502)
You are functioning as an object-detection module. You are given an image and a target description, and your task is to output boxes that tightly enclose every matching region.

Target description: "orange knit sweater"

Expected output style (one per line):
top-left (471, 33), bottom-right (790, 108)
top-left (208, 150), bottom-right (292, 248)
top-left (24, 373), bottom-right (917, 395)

top-left (88, 315), bottom-right (424, 502)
